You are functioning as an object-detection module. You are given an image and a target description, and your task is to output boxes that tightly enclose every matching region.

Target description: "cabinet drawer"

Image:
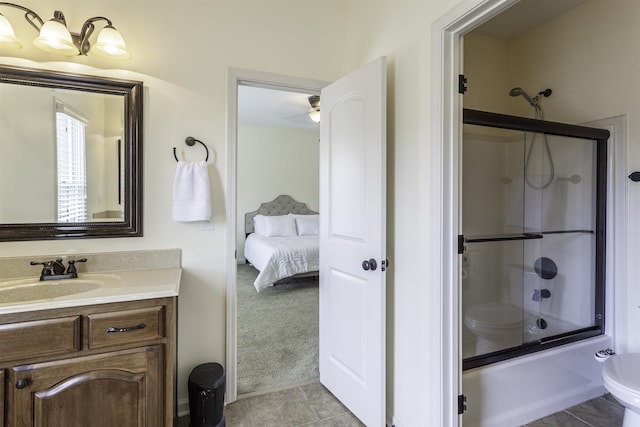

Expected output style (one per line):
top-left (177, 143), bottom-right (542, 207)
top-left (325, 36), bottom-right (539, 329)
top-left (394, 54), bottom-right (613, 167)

top-left (88, 306), bottom-right (165, 349)
top-left (0, 316), bottom-right (81, 362)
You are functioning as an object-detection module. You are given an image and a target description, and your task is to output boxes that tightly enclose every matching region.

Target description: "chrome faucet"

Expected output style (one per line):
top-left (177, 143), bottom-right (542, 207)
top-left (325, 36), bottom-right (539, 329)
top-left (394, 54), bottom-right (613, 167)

top-left (30, 258), bottom-right (87, 281)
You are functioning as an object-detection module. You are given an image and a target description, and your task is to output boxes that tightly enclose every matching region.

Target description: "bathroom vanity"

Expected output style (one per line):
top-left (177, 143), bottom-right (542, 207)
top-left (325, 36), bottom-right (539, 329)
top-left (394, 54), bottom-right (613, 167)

top-left (0, 250), bottom-right (181, 427)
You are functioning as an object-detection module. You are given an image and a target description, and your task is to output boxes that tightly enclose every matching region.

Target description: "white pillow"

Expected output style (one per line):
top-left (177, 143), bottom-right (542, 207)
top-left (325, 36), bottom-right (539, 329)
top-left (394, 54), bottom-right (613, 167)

top-left (262, 214), bottom-right (298, 237)
top-left (253, 215), bottom-right (266, 235)
top-left (294, 214), bottom-right (319, 236)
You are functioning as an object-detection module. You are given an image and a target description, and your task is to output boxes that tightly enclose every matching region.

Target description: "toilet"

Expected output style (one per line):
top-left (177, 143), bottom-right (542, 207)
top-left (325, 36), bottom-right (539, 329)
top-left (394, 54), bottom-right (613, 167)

top-left (602, 353), bottom-right (640, 427)
top-left (464, 302), bottom-right (523, 354)
top-left (464, 265), bottom-right (557, 354)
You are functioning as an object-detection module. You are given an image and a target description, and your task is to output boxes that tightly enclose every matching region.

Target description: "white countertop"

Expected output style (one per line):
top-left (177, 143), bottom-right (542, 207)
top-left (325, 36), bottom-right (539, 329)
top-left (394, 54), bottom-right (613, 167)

top-left (0, 268), bottom-right (181, 315)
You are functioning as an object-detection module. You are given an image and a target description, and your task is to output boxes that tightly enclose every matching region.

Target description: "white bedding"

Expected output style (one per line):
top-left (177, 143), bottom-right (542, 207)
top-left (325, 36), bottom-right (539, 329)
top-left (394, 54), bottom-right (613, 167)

top-left (244, 233), bottom-right (319, 291)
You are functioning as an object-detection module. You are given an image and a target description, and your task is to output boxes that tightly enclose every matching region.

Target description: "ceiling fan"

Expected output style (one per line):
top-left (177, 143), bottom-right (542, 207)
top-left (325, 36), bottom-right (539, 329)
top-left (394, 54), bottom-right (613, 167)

top-left (276, 93), bottom-right (320, 126)
top-left (307, 95), bottom-right (320, 123)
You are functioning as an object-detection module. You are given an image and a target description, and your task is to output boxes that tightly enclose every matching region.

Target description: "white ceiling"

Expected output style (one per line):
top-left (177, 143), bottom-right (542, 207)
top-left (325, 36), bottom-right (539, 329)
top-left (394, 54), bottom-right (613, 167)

top-left (238, 85), bottom-right (319, 131)
top-left (472, 0), bottom-right (588, 40)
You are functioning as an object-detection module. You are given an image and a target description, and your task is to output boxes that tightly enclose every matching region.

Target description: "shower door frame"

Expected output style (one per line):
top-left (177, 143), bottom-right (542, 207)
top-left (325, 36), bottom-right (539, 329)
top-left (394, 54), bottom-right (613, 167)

top-left (461, 108), bottom-right (610, 370)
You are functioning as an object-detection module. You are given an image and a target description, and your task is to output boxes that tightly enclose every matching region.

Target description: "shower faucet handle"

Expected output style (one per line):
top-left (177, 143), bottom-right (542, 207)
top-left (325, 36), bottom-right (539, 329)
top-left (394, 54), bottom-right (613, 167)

top-left (532, 289), bottom-right (552, 301)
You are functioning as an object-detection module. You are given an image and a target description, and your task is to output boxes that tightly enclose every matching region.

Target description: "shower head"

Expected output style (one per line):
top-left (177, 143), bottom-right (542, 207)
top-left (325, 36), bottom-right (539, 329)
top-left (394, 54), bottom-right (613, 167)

top-left (508, 87), bottom-right (525, 97)
top-left (509, 87), bottom-right (553, 108)
top-left (509, 87), bottom-right (536, 106)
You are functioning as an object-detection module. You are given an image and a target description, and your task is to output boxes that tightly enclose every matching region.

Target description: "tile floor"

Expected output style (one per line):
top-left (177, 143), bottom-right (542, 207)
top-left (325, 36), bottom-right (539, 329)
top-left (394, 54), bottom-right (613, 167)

top-left (178, 384), bottom-right (624, 427)
top-left (523, 393), bottom-right (624, 427)
top-left (178, 382), bottom-right (363, 427)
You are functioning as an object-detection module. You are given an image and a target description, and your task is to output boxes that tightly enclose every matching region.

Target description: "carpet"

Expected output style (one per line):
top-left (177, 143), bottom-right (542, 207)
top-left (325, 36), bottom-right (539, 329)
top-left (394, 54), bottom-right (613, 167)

top-left (236, 263), bottom-right (319, 395)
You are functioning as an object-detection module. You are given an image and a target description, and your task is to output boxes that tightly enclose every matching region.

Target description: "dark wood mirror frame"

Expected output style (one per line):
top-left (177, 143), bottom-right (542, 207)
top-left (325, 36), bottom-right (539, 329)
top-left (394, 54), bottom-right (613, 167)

top-left (0, 65), bottom-right (143, 241)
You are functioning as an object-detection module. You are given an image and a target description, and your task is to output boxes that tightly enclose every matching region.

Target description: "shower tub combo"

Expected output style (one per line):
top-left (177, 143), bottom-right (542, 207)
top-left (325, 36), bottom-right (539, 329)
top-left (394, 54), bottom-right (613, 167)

top-left (459, 89), bottom-right (611, 426)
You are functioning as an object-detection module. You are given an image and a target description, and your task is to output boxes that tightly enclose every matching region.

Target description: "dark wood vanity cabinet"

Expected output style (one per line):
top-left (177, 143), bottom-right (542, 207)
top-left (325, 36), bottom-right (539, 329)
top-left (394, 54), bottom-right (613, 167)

top-left (0, 297), bottom-right (176, 427)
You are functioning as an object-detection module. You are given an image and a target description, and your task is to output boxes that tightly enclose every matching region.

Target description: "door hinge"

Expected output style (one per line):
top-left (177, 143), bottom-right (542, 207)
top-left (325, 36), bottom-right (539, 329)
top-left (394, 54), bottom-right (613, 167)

top-left (458, 235), bottom-right (466, 254)
top-left (458, 394), bottom-right (467, 414)
top-left (458, 74), bottom-right (468, 94)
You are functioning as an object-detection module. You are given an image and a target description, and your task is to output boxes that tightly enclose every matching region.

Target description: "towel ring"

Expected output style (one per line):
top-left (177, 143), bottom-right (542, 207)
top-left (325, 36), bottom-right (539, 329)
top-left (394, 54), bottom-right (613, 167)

top-left (173, 136), bottom-right (209, 162)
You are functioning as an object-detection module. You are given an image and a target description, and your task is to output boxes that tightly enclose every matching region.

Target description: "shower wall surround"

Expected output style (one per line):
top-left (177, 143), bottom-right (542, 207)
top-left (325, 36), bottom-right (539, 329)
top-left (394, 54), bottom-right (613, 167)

top-left (460, 109), bottom-right (608, 370)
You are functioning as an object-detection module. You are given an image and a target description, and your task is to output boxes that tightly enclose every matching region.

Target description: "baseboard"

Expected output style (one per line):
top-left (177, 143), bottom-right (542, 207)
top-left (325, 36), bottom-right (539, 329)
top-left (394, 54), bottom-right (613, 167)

top-left (177, 397), bottom-right (189, 417)
top-left (177, 378), bottom-right (321, 418)
top-left (182, 390), bottom-right (400, 426)
top-left (236, 377), bottom-right (319, 400)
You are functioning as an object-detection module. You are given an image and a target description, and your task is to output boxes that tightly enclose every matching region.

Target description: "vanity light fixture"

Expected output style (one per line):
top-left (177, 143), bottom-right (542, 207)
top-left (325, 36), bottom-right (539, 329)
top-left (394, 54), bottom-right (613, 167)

top-left (307, 95), bottom-right (321, 123)
top-left (0, 3), bottom-right (131, 59)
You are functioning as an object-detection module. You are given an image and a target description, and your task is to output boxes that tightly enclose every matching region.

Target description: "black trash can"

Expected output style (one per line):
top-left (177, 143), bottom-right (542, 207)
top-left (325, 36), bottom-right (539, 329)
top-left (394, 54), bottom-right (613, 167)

top-left (188, 363), bottom-right (226, 427)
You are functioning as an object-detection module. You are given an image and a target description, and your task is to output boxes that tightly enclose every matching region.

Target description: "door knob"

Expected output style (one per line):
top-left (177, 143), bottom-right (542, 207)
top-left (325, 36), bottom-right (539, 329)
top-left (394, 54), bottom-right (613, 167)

top-left (15, 379), bottom-right (27, 389)
top-left (629, 172), bottom-right (640, 182)
top-left (362, 259), bottom-right (377, 271)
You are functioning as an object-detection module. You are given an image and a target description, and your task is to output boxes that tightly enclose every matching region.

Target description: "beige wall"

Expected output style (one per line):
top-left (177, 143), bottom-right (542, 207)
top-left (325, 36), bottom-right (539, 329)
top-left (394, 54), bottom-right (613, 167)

top-left (0, 84), bottom-right (56, 222)
top-left (463, 33), bottom-right (510, 114)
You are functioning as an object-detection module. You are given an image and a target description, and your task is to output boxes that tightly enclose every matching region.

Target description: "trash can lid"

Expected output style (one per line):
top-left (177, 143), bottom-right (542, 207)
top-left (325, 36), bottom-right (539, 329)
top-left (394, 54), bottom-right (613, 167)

top-left (189, 363), bottom-right (226, 389)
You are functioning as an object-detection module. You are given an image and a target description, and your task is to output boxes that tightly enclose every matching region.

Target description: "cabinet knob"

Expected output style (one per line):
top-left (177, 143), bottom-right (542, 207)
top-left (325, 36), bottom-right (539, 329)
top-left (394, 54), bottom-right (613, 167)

top-left (15, 379), bottom-right (27, 389)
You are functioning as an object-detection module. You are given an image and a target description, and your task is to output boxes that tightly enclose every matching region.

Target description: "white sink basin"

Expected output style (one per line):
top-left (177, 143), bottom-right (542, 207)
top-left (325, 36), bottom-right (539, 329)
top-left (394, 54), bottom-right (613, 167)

top-left (0, 274), bottom-right (119, 304)
top-left (0, 268), bottom-right (180, 314)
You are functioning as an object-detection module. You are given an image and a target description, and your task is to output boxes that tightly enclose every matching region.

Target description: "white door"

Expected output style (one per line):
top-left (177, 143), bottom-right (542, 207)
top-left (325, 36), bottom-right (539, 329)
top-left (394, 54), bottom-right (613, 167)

top-left (319, 56), bottom-right (387, 426)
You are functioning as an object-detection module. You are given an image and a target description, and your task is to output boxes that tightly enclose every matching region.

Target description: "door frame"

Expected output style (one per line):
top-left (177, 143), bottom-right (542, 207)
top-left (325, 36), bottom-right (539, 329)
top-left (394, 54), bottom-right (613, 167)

top-left (430, 0), bottom-right (521, 425)
top-left (432, 1), bottom-right (629, 425)
top-left (225, 68), bottom-right (328, 402)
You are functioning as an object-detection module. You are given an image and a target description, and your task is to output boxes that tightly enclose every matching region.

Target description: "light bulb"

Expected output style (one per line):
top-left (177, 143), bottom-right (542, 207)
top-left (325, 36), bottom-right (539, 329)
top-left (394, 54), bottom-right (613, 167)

top-left (307, 107), bottom-right (321, 123)
top-left (33, 18), bottom-right (79, 56)
top-left (91, 25), bottom-right (130, 60)
top-left (0, 14), bottom-right (21, 49)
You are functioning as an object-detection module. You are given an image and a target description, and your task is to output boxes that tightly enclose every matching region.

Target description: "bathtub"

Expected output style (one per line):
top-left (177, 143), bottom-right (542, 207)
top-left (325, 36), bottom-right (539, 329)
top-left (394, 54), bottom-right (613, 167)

top-left (461, 334), bottom-right (611, 426)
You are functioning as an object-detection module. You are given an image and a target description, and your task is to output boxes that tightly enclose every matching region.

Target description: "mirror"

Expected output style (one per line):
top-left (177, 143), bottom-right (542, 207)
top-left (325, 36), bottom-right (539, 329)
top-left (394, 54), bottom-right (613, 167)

top-left (0, 65), bottom-right (142, 241)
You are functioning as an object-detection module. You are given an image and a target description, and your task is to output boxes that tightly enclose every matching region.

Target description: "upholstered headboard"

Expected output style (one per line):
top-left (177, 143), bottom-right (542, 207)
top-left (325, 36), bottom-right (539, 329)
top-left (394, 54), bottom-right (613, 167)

top-left (245, 195), bottom-right (318, 235)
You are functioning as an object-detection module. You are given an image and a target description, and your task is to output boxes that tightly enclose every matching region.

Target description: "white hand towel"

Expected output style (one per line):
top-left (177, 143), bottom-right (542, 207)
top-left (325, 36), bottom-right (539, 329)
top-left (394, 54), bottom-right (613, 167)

top-left (172, 160), bottom-right (211, 222)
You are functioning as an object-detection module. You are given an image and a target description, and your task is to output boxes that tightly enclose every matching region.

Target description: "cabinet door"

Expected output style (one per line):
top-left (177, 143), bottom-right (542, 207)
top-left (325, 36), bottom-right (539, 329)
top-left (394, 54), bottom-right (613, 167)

top-left (7, 346), bottom-right (163, 427)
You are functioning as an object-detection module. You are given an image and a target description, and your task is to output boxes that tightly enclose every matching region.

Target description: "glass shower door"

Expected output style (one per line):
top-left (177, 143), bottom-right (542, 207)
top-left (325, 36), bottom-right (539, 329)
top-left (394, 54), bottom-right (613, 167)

top-left (461, 124), bottom-right (531, 360)
top-left (525, 132), bottom-right (598, 341)
top-left (461, 109), bottom-right (606, 371)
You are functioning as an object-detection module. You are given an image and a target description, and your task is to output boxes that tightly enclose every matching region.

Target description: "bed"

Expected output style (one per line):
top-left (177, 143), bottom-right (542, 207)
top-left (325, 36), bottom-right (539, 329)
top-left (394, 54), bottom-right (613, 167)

top-left (243, 195), bottom-right (319, 292)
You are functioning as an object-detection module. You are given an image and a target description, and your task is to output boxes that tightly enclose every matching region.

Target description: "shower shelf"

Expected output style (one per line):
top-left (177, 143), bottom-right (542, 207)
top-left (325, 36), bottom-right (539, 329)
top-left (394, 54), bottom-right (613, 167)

top-left (464, 233), bottom-right (543, 244)
top-left (464, 229), bottom-right (594, 244)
